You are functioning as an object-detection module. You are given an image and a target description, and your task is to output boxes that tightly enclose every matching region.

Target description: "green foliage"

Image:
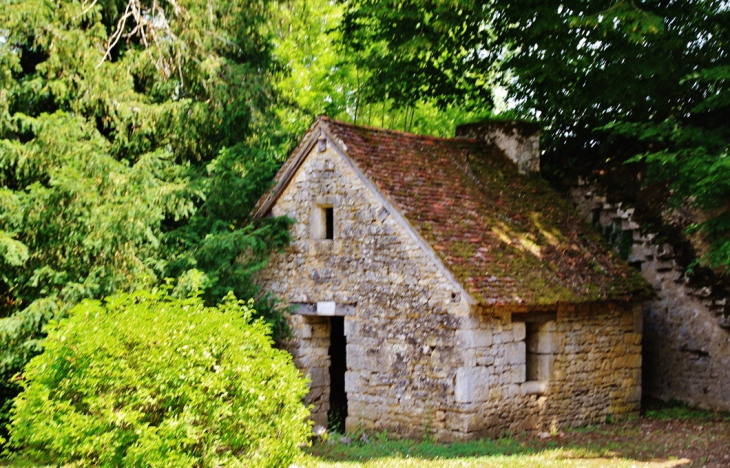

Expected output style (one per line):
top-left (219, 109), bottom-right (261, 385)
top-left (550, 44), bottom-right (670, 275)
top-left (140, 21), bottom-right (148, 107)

top-left (340, 0), bottom-right (730, 272)
top-left (0, 0), bottom-right (295, 440)
top-left (271, 0), bottom-right (360, 135)
top-left (8, 289), bottom-right (311, 467)
top-left (340, 0), bottom-right (496, 110)
top-left (613, 63), bottom-right (730, 272)
top-left (644, 399), bottom-right (730, 421)
top-left (272, 0), bottom-right (485, 137)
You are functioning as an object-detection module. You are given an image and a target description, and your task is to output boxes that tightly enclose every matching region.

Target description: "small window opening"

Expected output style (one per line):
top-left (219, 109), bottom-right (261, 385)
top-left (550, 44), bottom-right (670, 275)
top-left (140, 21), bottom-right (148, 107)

top-left (521, 319), bottom-right (555, 395)
top-left (325, 207), bottom-right (334, 240)
top-left (312, 204), bottom-right (334, 240)
top-left (525, 322), bottom-right (541, 381)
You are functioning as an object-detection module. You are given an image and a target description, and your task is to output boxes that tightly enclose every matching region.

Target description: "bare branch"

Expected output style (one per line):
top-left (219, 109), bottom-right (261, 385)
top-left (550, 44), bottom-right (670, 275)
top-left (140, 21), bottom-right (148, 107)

top-left (74, 0), bottom-right (98, 20)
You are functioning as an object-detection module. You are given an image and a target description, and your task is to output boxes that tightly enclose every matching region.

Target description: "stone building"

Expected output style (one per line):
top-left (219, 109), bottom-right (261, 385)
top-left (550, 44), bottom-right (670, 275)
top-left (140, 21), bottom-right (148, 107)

top-left (254, 116), bottom-right (651, 441)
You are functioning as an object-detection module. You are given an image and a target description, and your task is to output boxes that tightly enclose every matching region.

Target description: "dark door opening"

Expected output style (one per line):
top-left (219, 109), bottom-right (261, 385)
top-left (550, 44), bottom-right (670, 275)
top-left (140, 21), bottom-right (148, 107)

top-left (328, 316), bottom-right (347, 432)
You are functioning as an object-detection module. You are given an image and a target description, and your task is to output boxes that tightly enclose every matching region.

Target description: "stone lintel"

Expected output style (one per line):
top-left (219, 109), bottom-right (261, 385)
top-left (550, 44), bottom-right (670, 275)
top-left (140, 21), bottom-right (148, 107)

top-left (292, 302), bottom-right (356, 316)
top-left (511, 311), bottom-right (557, 323)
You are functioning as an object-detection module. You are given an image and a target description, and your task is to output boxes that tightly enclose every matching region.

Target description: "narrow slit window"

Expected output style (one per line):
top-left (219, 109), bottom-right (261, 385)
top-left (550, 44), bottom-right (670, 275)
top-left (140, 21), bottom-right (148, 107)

top-left (325, 207), bottom-right (334, 239)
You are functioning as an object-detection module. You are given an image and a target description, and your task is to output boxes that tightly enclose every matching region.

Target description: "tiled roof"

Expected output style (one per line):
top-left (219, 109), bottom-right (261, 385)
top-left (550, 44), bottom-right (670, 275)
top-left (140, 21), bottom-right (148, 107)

top-left (260, 116), bottom-right (651, 306)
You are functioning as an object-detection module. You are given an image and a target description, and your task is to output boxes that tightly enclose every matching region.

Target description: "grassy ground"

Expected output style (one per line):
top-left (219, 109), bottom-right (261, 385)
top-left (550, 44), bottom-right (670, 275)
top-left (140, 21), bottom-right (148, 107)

top-left (2, 402), bottom-right (728, 467)
top-left (304, 403), bottom-right (730, 468)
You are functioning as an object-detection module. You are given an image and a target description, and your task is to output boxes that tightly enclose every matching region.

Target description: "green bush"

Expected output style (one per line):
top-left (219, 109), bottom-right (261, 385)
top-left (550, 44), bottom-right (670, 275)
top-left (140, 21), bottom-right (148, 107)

top-left (7, 290), bottom-right (311, 467)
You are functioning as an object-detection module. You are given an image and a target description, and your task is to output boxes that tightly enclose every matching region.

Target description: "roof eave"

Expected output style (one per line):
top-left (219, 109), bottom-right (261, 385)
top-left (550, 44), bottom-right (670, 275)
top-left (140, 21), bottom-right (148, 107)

top-left (252, 119), bottom-right (325, 218)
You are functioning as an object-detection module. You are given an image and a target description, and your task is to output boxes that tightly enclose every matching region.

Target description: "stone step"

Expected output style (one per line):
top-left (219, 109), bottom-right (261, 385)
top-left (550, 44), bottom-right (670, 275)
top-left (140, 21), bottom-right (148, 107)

top-left (621, 219), bottom-right (640, 230)
top-left (616, 207), bottom-right (635, 219)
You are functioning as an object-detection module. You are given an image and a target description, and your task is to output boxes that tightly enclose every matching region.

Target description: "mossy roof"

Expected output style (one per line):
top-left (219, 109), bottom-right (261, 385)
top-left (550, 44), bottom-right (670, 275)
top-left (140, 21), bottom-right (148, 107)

top-left (258, 116), bottom-right (651, 306)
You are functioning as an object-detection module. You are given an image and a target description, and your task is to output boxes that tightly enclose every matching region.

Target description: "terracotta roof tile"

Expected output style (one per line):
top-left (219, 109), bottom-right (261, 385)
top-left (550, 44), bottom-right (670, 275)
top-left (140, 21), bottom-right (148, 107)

top-left (257, 116), bottom-right (651, 306)
top-left (320, 117), bottom-right (650, 305)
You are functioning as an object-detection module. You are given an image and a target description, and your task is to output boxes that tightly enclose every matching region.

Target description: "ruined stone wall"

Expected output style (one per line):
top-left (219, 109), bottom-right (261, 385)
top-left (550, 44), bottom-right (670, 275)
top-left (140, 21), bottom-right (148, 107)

top-left (570, 183), bottom-right (730, 411)
top-left (257, 140), bottom-right (469, 437)
top-left (455, 120), bottom-right (540, 174)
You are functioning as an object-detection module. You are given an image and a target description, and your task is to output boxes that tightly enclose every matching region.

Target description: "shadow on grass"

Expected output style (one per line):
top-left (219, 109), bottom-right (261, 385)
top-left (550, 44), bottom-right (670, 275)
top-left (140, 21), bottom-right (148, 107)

top-left (308, 400), bottom-right (730, 467)
top-left (306, 433), bottom-right (686, 466)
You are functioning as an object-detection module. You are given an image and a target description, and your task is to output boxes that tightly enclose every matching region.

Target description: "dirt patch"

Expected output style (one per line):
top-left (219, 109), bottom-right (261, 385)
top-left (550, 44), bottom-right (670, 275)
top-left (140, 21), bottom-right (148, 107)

top-left (524, 410), bottom-right (730, 467)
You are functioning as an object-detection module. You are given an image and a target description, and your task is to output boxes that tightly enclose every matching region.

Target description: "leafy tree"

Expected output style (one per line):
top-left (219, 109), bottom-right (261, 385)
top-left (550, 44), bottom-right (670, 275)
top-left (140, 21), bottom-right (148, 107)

top-left (0, 0), bottom-right (292, 439)
top-left (271, 0), bottom-right (487, 138)
top-left (8, 289), bottom-right (311, 467)
top-left (339, 0), bottom-right (730, 272)
top-left (271, 0), bottom-right (361, 135)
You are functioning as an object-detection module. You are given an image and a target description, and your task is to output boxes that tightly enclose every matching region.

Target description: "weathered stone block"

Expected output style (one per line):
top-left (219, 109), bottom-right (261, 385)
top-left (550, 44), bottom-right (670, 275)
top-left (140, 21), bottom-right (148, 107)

top-left (505, 342), bottom-right (526, 365)
top-left (344, 317), bottom-right (358, 336)
top-left (455, 366), bottom-right (491, 403)
top-left (344, 371), bottom-right (360, 393)
top-left (512, 322), bottom-right (526, 341)
top-left (511, 364), bottom-right (526, 383)
top-left (455, 329), bottom-right (493, 349)
top-left (308, 367), bottom-right (330, 388)
top-left (523, 380), bottom-right (547, 395)
top-left (625, 353), bottom-right (641, 369)
top-left (461, 349), bottom-right (477, 367)
top-left (445, 413), bottom-right (473, 433)
top-left (293, 354), bottom-right (330, 370)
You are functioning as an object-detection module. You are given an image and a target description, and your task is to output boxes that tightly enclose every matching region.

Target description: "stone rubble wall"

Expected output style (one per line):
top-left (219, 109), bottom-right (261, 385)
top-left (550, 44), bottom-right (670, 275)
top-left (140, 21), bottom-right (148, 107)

top-left (258, 140), bottom-right (468, 437)
top-left (286, 314), bottom-right (332, 427)
top-left (570, 182), bottom-right (730, 411)
top-left (258, 140), bottom-right (643, 441)
top-left (455, 121), bottom-right (540, 174)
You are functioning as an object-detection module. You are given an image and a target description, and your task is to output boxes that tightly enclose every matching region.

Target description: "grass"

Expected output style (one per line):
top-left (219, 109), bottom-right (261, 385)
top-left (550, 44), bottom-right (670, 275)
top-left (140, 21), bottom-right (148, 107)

top-left (2, 402), bottom-right (729, 467)
top-left (303, 403), bottom-right (730, 468)
top-left (304, 437), bottom-right (648, 467)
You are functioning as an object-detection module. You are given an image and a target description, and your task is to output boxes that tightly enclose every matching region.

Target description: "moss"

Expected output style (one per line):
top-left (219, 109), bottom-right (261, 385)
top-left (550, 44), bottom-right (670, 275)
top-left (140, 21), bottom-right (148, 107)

top-left (328, 119), bottom-right (653, 304)
top-left (452, 241), bottom-right (476, 260)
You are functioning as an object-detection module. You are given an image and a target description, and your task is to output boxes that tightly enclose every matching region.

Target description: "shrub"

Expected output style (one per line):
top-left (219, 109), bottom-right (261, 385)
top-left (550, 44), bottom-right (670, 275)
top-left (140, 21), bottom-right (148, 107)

top-left (8, 290), bottom-right (311, 467)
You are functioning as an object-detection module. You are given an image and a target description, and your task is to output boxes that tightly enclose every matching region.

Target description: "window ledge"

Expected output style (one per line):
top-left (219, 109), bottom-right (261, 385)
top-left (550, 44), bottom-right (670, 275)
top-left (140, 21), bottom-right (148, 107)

top-left (524, 380), bottom-right (548, 395)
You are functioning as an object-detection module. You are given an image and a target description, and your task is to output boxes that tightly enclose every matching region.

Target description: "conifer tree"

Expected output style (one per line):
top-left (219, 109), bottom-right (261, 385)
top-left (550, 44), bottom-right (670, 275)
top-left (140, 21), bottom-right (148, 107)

top-left (0, 0), bottom-right (291, 437)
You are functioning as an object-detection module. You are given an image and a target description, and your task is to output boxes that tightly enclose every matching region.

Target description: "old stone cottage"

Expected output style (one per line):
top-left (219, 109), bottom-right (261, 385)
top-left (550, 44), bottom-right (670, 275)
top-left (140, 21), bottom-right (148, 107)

top-left (254, 116), bottom-right (651, 441)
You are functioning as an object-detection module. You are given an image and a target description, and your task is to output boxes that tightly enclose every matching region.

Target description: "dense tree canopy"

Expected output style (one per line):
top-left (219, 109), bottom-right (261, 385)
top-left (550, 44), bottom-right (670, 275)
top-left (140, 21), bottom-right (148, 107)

top-left (0, 0), bottom-right (295, 438)
top-left (340, 0), bottom-right (730, 271)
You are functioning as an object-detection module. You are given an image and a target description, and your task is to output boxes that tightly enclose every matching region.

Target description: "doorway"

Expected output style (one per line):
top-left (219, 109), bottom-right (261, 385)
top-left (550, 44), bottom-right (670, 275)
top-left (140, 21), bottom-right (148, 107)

top-left (328, 316), bottom-right (347, 432)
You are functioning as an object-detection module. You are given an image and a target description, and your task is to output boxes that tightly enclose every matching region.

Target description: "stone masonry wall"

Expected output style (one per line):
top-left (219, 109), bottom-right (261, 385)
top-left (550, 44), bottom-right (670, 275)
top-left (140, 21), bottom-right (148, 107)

top-left (442, 301), bottom-right (641, 439)
top-left (257, 139), bottom-right (469, 438)
top-left (570, 182), bottom-right (730, 411)
top-left (286, 315), bottom-right (331, 427)
top-left (258, 139), bottom-right (642, 441)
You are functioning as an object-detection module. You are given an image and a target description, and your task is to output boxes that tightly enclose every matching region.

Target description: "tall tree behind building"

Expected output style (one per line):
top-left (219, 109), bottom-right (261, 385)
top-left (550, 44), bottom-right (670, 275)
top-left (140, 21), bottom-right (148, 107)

top-left (0, 0), bottom-right (292, 439)
top-left (340, 0), bottom-right (730, 271)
